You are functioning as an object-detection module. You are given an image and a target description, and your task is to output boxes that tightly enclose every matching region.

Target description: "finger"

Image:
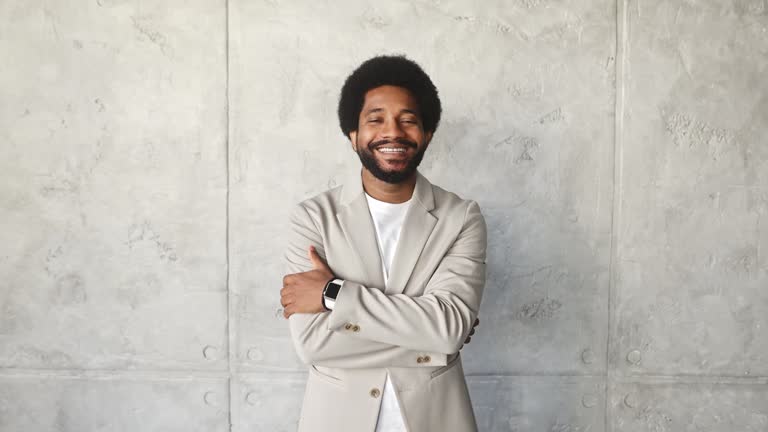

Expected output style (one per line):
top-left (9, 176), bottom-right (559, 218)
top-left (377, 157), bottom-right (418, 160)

top-left (281, 295), bottom-right (293, 307)
top-left (465, 336), bottom-right (471, 344)
top-left (469, 328), bottom-right (475, 336)
top-left (474, 317), bottom-right (480, 326)
top-left (308, 245), bottom-right (328, 270)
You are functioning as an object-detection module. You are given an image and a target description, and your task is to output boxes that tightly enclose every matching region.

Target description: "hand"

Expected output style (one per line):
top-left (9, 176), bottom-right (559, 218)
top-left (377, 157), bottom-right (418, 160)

top-left (281, 245), bottom-right (335, 319)
top-left (460, 317), bottom-right (480, 350)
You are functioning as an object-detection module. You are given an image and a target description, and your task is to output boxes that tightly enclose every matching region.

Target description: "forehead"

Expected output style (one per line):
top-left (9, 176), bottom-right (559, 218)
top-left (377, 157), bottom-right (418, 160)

top-left (361, 85), bottom-right (419, 113)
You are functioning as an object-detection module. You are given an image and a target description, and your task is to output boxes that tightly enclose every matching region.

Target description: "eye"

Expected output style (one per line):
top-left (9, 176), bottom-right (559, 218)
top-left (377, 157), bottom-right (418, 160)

top-left (367, 118), bottom-right (382, 123)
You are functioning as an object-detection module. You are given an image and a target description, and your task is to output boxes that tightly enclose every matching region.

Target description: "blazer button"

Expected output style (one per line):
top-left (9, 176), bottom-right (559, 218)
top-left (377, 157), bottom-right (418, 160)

top-left (370, 388), bottom-right (380, 398)
top-left (352, 325), bottom-right (360, 332)
top-left (416, 356), bottom-right (424, 363)
top-left (344, 323), bottom-right (352, 330)
top-left (423, 355), bottom-right (431, 363)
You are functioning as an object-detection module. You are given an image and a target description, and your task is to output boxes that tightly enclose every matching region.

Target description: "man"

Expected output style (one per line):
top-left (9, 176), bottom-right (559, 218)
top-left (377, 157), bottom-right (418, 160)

top-left (280, 54), bottom-right (487, 432)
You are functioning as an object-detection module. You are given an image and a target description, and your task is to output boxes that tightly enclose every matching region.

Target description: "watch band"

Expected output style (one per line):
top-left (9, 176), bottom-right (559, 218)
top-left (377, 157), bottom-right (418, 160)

top-left (321, 277), bottom-right (334, 310)
top-left (322, 278), bottom-right (344, 311)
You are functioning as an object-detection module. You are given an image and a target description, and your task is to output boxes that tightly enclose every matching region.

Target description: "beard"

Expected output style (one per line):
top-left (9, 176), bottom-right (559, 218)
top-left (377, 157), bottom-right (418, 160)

top-left (355, 136), bottom-right (427, 184)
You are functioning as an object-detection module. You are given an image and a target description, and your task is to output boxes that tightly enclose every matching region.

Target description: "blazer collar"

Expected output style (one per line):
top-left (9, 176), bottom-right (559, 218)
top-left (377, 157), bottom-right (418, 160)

top-left (336, 167), bottom-right (438, 295)
top-left (339, 167), bottom-right (435, 211)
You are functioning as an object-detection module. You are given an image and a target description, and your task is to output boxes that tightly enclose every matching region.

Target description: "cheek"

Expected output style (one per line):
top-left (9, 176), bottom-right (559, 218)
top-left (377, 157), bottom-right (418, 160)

top-left (357, 130), bottom-right (376, 145)
top-left (407, 131), bottom-right (425, 142)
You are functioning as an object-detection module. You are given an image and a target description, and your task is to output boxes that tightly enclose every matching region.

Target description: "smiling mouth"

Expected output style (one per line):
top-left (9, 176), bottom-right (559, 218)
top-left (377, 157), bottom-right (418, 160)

top-left (375, 146), bottom-right (411, 154)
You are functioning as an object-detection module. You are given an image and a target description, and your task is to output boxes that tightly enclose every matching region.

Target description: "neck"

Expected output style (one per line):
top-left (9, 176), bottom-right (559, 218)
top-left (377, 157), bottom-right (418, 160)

top-left (361, 168), bottom-right (416, 204)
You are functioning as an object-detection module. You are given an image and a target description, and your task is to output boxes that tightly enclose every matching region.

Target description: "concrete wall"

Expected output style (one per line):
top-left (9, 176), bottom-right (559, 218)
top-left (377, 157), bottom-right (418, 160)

top-left (1, 1), bottom-right (766, 430)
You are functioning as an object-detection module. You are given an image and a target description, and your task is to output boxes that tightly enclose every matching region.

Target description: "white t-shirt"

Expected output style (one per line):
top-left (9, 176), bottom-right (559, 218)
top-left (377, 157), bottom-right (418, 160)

top-left (364, 191), bottom-right (412, 432)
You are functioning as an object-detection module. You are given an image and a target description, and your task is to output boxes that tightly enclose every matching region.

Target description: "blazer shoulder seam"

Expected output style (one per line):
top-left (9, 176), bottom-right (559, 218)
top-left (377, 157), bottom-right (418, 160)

top-left (462, 199), bottom-right (479, 227)
top-left (296, 201), bottom-right (323, 234)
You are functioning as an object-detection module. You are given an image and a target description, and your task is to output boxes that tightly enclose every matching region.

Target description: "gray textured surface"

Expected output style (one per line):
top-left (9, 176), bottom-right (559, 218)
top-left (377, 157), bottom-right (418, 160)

top-left (1, 0), bottom-right (766, 431)
top-left (610, 379), bottom-right (768, 431)
top-left (0, 375), bottom-right (229, 431)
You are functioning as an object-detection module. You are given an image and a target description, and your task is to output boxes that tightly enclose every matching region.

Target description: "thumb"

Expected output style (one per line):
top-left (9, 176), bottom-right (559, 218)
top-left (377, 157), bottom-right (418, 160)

top-left (308, 245), bottom-right (328, 270)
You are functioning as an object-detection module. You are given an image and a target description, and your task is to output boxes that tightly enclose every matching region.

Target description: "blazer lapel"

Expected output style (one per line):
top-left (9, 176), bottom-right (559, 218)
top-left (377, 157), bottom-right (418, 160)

top-left (336, 167), bottom-right (438, 295)
top-left (337, 168), bottom-right (387, 290)
top-left (386, 172), bottom-right (437, 295)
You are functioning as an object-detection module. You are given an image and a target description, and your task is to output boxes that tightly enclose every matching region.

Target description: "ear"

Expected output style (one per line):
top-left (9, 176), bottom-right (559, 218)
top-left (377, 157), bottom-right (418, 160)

top-left (348, 131), bottom-right (357, 151)
top-left (425, 131), bottom-right (433, 148)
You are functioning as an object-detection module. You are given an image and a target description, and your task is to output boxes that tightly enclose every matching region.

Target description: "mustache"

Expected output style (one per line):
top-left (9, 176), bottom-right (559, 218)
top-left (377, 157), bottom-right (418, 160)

top-left (369, 137), bottom-right (417, 150)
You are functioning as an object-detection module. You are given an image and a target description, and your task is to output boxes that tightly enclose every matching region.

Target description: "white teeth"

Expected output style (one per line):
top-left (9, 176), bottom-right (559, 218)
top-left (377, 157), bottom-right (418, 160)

top-left (378, 148), bottom-right (406, 153)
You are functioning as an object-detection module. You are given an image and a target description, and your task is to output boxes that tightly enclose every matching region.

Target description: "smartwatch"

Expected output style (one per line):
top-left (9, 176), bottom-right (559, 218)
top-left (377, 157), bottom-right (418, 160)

top-left (322, 278), bottom-right (344, 311)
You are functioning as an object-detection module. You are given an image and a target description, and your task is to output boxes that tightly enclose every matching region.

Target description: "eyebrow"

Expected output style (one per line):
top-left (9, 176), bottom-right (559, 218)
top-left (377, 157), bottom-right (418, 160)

top-left (364, 107), bottom-right (419, 116)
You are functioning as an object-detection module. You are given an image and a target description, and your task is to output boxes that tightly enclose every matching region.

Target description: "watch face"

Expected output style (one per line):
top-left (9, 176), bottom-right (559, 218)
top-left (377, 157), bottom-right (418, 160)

top-left (325, 282), bottom-right (341, 299)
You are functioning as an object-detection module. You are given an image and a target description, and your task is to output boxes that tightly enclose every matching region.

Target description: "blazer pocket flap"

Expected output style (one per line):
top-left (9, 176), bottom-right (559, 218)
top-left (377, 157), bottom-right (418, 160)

top-left (310, 365), bottom-right (346, 388)
top-left (429, 353), bottom-right (461, 380)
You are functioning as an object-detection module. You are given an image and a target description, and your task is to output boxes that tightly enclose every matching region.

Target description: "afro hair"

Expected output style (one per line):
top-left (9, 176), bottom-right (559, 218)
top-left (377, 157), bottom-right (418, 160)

top-left (337, 54), bottom-right (442, 139)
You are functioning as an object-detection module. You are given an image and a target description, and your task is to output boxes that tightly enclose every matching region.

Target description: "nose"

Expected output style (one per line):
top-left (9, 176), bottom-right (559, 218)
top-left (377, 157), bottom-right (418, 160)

top-left (381, 117), bottom-right (406, 139)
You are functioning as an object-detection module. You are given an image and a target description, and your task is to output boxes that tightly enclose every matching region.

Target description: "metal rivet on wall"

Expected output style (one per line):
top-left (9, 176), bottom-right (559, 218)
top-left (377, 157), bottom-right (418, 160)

top-left (623, 393), bottom-right (637, 408)
top-left (203, 345), bottom-right (218, 360)
top-left (246, 392), bottom-right (260, 406)
top-left (247, 348), bottom-right (263, 361)
top-left (581, 348), bottom-right (595, 364)
top-left (626, 349), bottom-right (642, 365)
top-left (582, 393), bottom-right (598, 408)
top-left (204, 391), bottom-right (218, 407)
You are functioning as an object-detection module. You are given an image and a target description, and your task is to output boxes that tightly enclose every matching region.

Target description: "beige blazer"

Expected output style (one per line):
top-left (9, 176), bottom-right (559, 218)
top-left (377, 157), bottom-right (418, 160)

top-left (284, 167), bottom-right (488, 432)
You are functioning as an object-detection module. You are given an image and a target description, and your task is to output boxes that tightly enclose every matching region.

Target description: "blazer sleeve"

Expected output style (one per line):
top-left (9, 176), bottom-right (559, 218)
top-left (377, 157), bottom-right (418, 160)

top-left (284, 203), bottom-right (448, 368)
top-left (326, 200), bottom-right (488, 355)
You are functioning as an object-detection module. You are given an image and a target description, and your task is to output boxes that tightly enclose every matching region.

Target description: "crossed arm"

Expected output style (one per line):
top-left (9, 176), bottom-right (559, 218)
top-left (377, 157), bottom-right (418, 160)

top-left (283, 200), bottom-right (487, 369)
